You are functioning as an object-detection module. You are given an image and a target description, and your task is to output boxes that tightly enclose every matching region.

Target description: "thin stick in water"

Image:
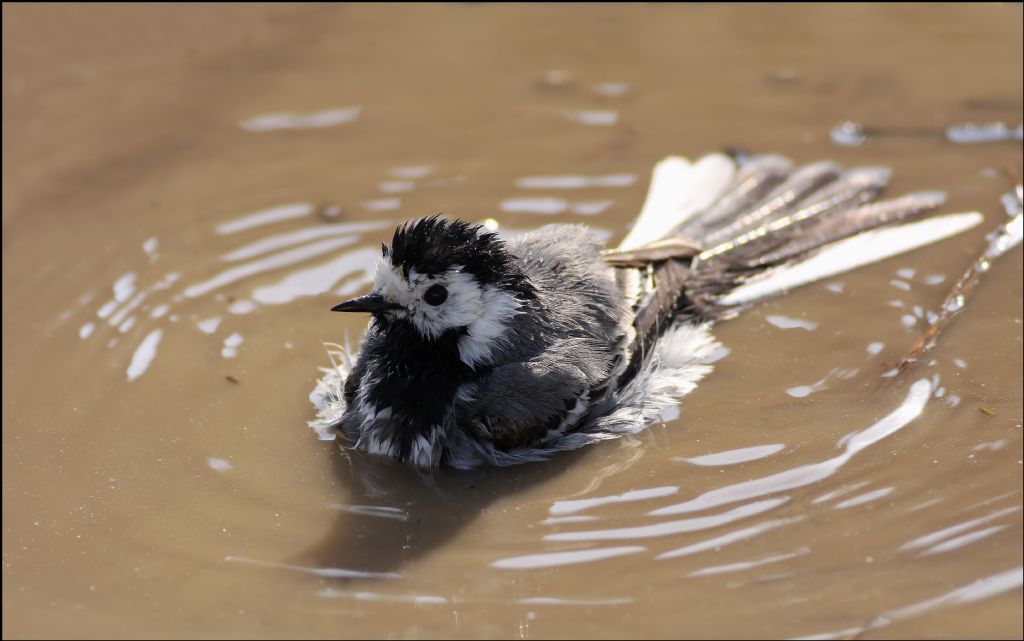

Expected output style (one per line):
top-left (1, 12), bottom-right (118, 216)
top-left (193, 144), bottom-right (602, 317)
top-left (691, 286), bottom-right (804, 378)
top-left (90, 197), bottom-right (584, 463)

top-left (895, 187), bottom-right (1023, 374)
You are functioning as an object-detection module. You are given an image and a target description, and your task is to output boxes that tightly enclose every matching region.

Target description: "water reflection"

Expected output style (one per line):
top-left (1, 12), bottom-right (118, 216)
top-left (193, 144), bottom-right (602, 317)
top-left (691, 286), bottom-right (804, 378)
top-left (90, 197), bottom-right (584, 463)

top-left (651, 379), bottom-right (933, 516)
top-left (216, 203), bottom-right (315, 234)
top-left (874, 565), bottom-right (1023, 627)
top-left (676, 443), bottom-right (786, 467)
top-left (297, 443), bottom-right (591, 575)
top-left (656, 517), bottom-right (803, 560)
top-left (239, 107), bottom-right (362, 132)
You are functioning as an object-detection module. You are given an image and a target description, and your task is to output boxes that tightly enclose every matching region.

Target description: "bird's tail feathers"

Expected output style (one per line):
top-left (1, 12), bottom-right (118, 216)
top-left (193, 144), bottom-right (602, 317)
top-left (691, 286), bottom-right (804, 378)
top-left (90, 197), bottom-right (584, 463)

top-left (614, 152), bottom-right (984, 317)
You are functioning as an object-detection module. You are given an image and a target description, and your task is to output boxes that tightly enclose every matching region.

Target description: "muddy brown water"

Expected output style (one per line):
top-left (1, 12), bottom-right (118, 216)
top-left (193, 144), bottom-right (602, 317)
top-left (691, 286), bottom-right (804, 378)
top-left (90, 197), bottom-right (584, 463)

top-left (3, 4), bottom-right (1022, 639)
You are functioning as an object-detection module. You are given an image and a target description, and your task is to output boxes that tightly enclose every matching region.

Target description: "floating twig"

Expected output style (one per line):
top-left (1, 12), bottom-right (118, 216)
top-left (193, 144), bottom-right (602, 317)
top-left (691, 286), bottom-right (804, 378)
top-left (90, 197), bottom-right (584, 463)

top-left (894, 187), bottom-right (1023, 374)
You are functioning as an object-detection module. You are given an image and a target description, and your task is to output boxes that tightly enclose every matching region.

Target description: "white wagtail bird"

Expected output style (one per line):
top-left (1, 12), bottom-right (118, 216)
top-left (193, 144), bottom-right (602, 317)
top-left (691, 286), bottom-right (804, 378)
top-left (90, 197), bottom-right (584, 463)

top-left (310, 152), bottom-right (983, 468)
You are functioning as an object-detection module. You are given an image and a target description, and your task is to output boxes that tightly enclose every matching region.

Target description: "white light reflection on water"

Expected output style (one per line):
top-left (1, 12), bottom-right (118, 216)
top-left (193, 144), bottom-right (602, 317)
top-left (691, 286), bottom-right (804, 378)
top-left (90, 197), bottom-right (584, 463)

top-left (566, 110), bottom-right (619, 126)
top-left (811, 481), bottom-right (869, 505)
top-left (677, 444), bottom-right (786, 467)
top-left (920, 525), bottom-right (1008, 556)
top-left (197, 317), bottom-right (222, 334)
top-left (224, 555), bottom-right (400, 580)
top-left (388, 165), bottom-right (433, 179)
top-left (874, 565), bottom-right (1023, 625)
top-left (649, 379), bottom-right (934, 517)
top-left (592, 82), bottom-right (629, 97)
top-left (499, 198), bottom-right (616, 216)
top-left (833, 487), bottom-right (894, 509)
top-left (207, 457), bottom-right (233, 472)
top-left (656, 517), bottom-right (805, 560)
top-left (545, 497), bottom-right (790, 542)
top-left (184, 236), bottom-right (359, 299)
top-left (221, 333), bottom-right (243, 359)
top-left (518, 596), bottom-right (634, 606)
top-left (549, 486), bottom-right (678, 516)
top-left (220, 222), bottom-right (389, 262)
top-left (378, 180), bottom-right (414, 194)
top-left (361, 198), bottom-right (401, 211)
top-left (143, 236), bottom-right (158, 261)
top-left (113, 272), bottom-right (137, 302)
top-left (491, 545), bottom-right (646, 570)
top-left (251, 247), bottom-right (380, 306)
top-left (228, 300), bottom-right (257, 315)
top-left (239, 106), bottom-right (362, 132)
top-left (688, 546), bottom-right (810, 577)
top-left (899, 506), bottom-right (1020, 553)
top-left (787, 368), bottom-right (839, 398)
top-left (515, 174), bottom-right (637, 189)
top-left (216, 203), bottom-right (314, 234)
top-left (766, 315), bottom-right (818, 331)
top-left (126, 329), bottom-right (163, 382)
top-left (316, 589), bottom-right (448, 605)
top-left (79, 322), bottom-right (95, 339)
top-left (501, 197), bottom-right (568, 215)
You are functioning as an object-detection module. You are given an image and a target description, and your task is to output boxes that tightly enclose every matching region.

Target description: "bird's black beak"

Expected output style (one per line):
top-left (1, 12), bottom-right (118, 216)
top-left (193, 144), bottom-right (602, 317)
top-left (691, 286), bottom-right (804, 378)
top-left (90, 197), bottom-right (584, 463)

top-left (331, 293), bottom-right (403, 313)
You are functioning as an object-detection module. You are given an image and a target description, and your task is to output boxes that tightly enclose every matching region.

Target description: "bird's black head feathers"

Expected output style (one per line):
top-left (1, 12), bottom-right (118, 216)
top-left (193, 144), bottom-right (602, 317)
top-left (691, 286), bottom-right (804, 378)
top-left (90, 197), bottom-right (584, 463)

top-left (387, 216), bottom-right (536, 299)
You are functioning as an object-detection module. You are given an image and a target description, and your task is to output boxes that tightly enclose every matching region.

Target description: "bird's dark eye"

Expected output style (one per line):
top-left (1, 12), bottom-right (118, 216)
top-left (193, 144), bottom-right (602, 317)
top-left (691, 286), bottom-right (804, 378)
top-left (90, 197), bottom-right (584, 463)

top-left (423, 284), bottom-right (448, 306)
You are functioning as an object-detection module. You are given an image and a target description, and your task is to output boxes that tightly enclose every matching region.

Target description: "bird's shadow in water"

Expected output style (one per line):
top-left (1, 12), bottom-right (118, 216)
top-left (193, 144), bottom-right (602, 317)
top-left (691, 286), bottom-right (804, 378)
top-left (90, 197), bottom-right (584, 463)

top-left (293, 439), bottom-right (593, 578)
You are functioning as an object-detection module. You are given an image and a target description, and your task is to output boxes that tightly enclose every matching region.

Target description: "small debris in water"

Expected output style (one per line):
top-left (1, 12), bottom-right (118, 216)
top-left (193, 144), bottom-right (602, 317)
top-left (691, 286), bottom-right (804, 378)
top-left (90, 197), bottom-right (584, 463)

top-left (378, 181), bottom-right (414, 194)
top-left (318, 204), bottom-right (345, 221)
top-left (207, 457), bottom-right (233, 472)
top-left (566, 110), bottom-right (619, 126)
top-left (768, 67), bottom-right (801, 83)
top-left (592, 82), bottom-right (629, 97)
top-left (978, 406), bottom-right (996, 417)
top-left (539, 69), bottom-right (572, 89)
top-left (225, 375), bottom-right (239, 384)
top-left (222, 332), bottom-right (244, 359)
top-left (389, 165), bottom-right (433, 179)
top-left (894, 187), bottom-right (1023, 375)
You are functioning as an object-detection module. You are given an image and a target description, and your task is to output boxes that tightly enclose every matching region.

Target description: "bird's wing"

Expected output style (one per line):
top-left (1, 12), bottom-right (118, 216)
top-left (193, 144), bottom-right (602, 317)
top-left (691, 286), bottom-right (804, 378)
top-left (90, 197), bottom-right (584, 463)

top-left (457, 338), bottom-right (611, 450)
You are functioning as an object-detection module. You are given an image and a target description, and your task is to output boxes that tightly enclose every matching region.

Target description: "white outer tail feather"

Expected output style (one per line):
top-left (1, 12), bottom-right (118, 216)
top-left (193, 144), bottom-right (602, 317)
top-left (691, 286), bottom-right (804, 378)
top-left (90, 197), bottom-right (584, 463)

top-left (719, 211), bottom-right (984, 305)
top-left (618, 154), bottom-right (736, 250)
top-left (624, 152), bottom-right (984, 307)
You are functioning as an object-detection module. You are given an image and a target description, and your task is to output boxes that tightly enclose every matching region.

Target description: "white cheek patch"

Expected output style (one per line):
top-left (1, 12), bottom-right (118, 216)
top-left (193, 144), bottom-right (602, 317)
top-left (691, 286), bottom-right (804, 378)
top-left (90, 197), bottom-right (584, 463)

top-left (458, 285), bottom-right (519, 368)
